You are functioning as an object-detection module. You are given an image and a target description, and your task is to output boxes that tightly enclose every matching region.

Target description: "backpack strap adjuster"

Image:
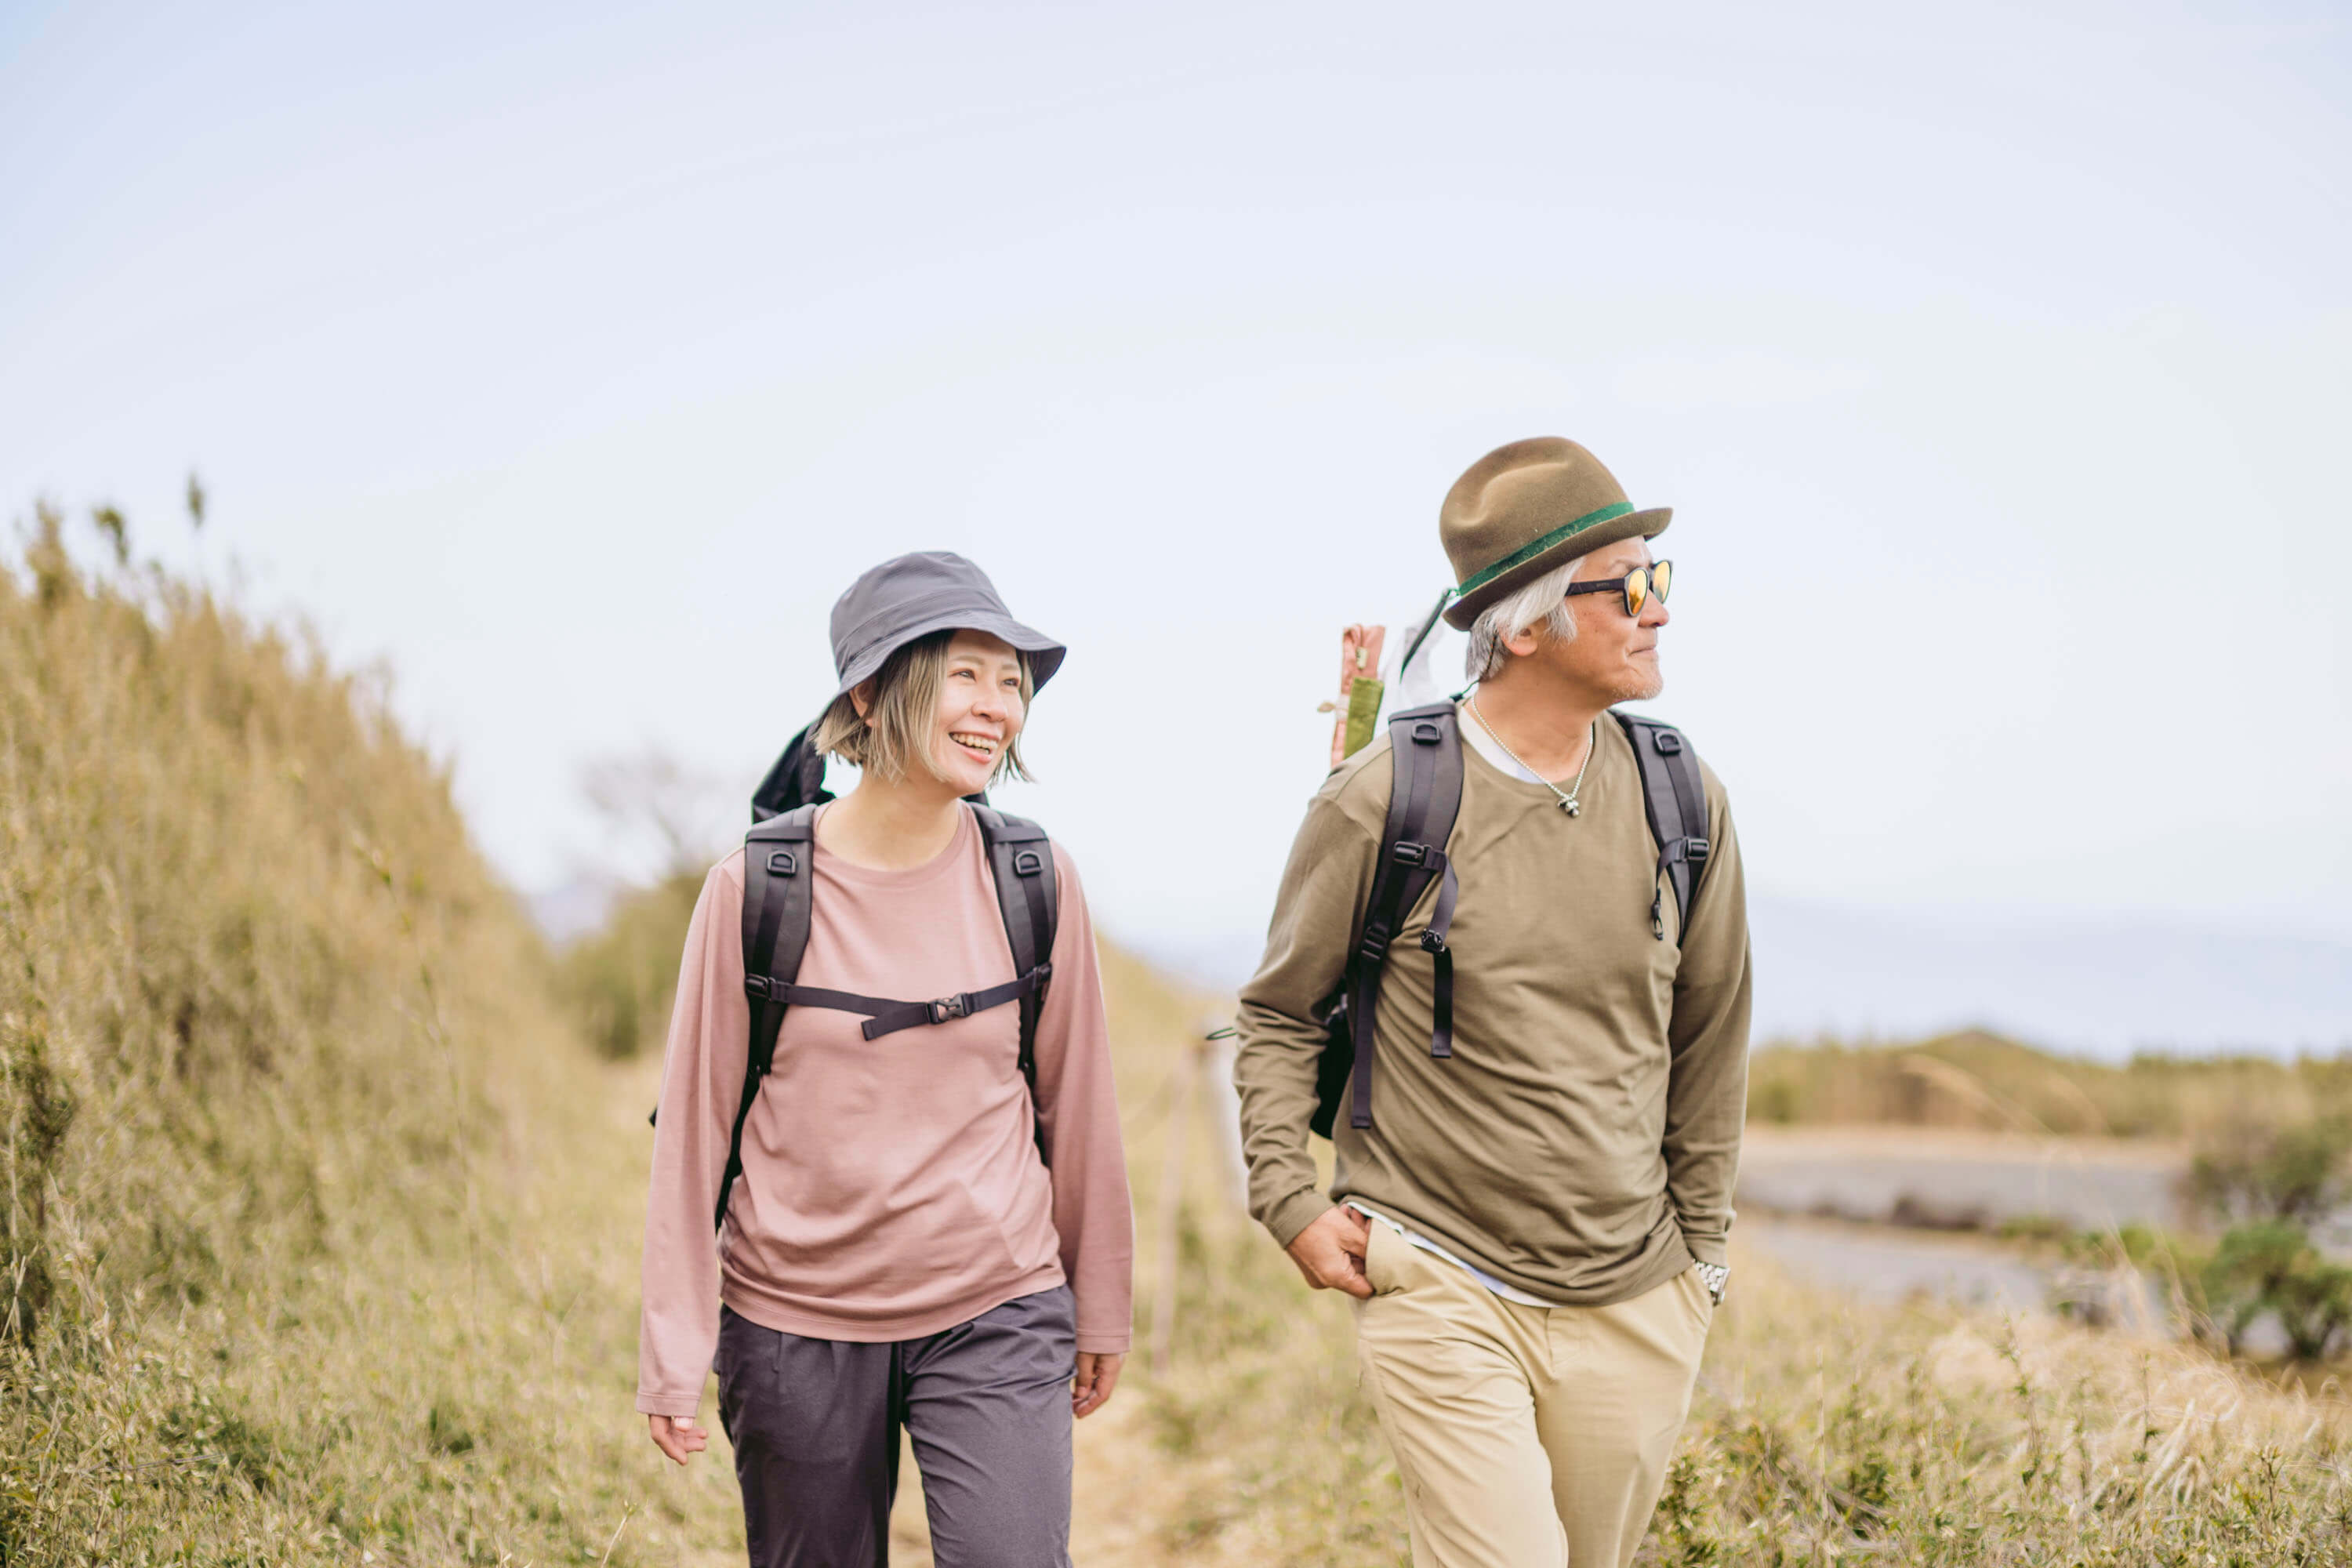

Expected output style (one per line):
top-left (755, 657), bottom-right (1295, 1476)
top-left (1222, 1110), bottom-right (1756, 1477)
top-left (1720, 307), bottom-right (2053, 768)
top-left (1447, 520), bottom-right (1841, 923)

top-left (1389, 840), bottom-right (1435, 866)
top-left (1662, 837), bottom-right (1710, 866)
top-left (743, 974), bottom-right (775, 1000)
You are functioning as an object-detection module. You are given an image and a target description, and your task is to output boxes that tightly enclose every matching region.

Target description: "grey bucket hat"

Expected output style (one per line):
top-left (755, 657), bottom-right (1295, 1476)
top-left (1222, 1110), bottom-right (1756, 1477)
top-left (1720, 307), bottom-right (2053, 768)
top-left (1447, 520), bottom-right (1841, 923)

top-left (829, 551), bottom-right (1066, 697)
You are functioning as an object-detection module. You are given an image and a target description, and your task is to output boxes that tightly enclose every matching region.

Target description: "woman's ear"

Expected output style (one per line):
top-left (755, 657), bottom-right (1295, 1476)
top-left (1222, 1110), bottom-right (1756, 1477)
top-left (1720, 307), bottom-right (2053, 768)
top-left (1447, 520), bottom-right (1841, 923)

top-left (849, 681), bottom-right (876, 722)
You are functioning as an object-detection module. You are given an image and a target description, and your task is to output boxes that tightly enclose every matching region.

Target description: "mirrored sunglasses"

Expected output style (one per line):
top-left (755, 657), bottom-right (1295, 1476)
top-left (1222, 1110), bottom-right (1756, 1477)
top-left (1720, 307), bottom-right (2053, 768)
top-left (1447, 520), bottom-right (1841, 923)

top-left (1563, 559), bottom-right (1671, 618)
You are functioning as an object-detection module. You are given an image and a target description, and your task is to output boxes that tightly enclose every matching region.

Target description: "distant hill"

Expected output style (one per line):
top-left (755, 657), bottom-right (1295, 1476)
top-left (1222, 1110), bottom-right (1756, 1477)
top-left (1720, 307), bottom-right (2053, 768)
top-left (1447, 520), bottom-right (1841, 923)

top-left (1747, 1027), bottom-right (2352, 1138)
top-left (1744, 898), bottom-right (2352, 1059)
top-left (1120, 895), bottom-right (2352, 1062)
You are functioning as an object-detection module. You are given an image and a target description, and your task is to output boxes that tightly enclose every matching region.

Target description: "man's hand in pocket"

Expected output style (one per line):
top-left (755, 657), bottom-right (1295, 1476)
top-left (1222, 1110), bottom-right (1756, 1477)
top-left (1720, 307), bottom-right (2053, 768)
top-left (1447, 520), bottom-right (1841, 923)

top-left (1284, 1205), bottom-right (1374, 1298)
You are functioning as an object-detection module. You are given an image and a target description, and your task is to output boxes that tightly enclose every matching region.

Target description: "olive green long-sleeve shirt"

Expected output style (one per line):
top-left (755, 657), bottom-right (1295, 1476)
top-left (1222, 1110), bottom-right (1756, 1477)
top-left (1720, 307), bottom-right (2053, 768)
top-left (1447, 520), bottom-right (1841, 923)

top-left (1233, 711), bottom-right (1751, 1305)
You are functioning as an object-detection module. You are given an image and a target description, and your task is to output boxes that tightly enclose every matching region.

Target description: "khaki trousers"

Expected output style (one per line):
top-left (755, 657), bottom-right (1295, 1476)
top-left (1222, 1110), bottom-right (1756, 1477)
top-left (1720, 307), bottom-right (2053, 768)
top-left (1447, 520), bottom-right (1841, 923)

top-left (1352, 1222), bottom-right (1711, 1568)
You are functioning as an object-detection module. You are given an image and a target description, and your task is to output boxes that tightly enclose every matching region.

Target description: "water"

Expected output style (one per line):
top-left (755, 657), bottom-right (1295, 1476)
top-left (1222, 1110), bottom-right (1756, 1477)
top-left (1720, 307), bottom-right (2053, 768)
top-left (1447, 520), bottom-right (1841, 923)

top-left (1741, 1214), bottom-right (2054, 1312)
top-left (1736, 1126), bottom-right (2189, 1233)
top-left (1732, 1128), bottom-right (2284, 1351)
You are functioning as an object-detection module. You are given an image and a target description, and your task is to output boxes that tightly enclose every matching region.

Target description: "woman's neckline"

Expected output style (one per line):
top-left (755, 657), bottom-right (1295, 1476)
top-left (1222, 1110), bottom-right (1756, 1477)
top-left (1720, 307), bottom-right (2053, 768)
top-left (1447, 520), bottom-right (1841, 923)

top-left (810, 799), bottom-right (975, 885)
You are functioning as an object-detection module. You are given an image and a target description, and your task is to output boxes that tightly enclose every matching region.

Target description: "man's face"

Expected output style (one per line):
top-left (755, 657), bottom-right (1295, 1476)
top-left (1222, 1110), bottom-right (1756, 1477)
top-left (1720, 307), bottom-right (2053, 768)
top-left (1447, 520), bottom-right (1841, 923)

top-left (1514, 539), bottom-right (1669, 705)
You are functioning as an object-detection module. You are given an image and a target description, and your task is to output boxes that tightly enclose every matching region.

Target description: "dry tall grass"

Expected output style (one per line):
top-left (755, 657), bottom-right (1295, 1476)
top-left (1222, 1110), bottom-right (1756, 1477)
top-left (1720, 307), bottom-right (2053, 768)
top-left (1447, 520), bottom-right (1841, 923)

top-left (0, 511), bottom-right (741, 1564)
top-left (9, 504), bottom-right (2347, 1565)
top-left (1123, 1041), bottom-right (2352, 1561)
top-left (1131, 1210), bottom-right (2352, 1563)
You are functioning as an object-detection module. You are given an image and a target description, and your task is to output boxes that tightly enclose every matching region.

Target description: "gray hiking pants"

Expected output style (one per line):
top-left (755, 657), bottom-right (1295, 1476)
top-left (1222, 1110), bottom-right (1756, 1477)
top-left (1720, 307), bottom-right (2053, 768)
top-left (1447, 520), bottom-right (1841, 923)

top-left (713, 1286), bottom-right (1076, 1568)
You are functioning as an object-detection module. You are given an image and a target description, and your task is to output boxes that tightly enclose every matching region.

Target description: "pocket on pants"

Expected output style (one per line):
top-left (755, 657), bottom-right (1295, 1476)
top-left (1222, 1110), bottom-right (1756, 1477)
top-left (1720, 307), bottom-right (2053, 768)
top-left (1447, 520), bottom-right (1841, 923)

top-left (1360, 1215), bottom-right (1397, 1296)
top-left (1676, 1266), bottom-right (1716, 1338)
top-left (713, 1305), bottom-right (760, 1443)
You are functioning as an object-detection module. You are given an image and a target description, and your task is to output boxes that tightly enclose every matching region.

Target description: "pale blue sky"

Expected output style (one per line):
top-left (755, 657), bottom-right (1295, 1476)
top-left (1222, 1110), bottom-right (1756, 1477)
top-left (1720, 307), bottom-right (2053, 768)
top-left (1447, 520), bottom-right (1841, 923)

top-left (5, 2), bottom-right (2349, 1043)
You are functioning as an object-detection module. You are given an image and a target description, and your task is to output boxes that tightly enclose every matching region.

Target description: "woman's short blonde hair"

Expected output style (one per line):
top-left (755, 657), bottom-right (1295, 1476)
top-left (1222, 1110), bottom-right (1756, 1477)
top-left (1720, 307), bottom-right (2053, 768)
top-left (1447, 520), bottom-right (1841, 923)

top-left (811, 630), bottom-right (1036, 786)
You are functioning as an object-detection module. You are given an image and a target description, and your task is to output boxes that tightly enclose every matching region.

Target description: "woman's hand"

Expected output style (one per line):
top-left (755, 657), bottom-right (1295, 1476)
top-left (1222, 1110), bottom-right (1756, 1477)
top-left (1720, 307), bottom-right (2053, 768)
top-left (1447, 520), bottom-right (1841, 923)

top-left (648, 1414), bottom-right (708, 1466)
top-left (1072, 1352), bottom-right (1124, 1419)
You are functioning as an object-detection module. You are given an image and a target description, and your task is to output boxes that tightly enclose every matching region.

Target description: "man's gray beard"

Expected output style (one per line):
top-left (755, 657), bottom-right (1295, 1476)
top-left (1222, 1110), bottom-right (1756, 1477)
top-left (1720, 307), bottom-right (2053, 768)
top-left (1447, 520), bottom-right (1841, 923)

top-left (1607, 668), bottom-right (1665, 705)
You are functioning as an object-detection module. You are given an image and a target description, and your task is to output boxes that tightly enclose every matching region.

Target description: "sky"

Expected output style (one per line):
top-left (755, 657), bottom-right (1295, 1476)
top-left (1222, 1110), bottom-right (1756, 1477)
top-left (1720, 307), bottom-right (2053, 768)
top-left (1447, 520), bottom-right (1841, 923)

top-left (4, 2), bottom-right (2348, 1050)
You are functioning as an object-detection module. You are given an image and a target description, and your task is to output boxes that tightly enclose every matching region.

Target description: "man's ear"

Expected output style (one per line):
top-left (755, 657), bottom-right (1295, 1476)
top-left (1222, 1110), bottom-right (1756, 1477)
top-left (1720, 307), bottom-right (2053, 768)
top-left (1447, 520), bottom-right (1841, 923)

top-left (1501, 622), bottom-right (1546, 660)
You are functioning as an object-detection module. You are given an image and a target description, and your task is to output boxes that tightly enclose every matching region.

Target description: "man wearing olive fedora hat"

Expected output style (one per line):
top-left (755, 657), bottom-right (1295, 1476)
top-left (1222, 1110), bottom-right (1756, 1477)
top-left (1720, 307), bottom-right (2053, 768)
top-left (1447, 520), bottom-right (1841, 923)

top-left (1235, 437), bottom-right (1752, 1567)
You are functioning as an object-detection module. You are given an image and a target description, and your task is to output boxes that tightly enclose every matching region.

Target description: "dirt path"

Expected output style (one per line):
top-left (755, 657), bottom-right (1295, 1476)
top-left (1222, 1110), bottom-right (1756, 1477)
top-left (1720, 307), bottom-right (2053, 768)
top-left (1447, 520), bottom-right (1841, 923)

top-left (884, 1385), bottom-right (1207, 1566)
top-left (612, 1057), bottom-right (1220, 1568)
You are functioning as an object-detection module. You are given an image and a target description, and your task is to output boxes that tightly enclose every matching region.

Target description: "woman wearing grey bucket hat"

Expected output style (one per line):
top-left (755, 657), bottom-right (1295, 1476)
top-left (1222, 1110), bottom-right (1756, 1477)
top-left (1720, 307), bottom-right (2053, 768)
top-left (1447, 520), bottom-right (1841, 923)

top-left (637, 553), bottom-right (1133, 1568)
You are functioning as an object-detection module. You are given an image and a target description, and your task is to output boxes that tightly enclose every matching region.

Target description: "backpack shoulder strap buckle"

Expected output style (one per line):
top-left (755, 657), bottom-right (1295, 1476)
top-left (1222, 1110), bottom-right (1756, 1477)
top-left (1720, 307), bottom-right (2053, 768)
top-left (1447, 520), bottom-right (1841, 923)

top-left (1612, 709), bottom-right (1713, 942)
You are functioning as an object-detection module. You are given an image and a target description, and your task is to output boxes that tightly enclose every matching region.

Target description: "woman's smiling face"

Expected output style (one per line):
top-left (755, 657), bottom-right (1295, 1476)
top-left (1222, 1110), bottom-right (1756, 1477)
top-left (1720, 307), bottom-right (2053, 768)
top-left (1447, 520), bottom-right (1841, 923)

top-left (928, 629), bottom-right (1027, 796)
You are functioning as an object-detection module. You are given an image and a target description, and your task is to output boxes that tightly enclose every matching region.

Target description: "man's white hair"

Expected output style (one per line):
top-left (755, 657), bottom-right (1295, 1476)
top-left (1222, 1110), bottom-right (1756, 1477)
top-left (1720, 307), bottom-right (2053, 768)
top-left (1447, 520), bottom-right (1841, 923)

top-left (1464, 554), bottom-right (1583, 682)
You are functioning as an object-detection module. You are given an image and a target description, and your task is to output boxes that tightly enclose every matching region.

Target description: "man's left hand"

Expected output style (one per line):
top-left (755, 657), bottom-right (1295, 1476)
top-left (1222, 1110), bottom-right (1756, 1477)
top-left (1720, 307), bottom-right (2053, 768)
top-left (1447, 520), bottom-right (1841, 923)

top-left (1073, 1352), bottom-right (1124, 1418)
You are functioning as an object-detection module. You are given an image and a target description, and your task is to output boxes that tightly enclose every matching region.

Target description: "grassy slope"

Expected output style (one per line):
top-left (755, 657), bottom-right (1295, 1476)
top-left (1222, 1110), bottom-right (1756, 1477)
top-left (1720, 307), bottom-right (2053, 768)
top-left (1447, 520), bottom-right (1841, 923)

top-left (0, 523), bottom-right (740, 1565)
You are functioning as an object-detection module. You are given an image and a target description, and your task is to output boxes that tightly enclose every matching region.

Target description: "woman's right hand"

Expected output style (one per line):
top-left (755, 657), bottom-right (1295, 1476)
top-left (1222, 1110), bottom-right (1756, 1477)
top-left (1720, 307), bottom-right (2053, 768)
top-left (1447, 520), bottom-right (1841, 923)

top-left (648, 1414), bottom-right (707, 1466)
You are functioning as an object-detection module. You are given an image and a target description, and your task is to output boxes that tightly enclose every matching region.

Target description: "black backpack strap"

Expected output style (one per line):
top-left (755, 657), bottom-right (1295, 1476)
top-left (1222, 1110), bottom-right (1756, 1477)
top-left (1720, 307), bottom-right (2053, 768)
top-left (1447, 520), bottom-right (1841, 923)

top-left (972, 806), bottom-right (1059, 1163)
top-left (1345, 702), bottom-right (1465, 1130)
top-left (1612, 712), bottom-right (1712, 942)
top-left (719, 804), bottom-right (818, 1232)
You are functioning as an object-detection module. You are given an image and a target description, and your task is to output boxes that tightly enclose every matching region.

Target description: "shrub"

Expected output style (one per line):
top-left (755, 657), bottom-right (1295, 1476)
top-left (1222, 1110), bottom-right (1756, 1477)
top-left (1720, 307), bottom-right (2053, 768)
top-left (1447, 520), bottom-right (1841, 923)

top-left (554, 869), bottom-right (706, 1059)
top-left (2186, 1115), bottom-right (2352, 1229)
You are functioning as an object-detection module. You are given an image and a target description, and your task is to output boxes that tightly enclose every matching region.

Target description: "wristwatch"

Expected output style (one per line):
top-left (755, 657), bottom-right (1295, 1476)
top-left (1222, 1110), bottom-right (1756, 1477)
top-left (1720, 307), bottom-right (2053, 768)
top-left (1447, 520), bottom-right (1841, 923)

top-left (1695, 1261), bottom-right (1729, 1306)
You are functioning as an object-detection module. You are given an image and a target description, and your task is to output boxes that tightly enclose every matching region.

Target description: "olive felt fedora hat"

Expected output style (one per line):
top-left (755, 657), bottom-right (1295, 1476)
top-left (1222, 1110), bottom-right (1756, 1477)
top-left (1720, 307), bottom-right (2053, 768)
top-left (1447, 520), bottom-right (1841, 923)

top-left (1439, 437), bottom-right (1671, 630)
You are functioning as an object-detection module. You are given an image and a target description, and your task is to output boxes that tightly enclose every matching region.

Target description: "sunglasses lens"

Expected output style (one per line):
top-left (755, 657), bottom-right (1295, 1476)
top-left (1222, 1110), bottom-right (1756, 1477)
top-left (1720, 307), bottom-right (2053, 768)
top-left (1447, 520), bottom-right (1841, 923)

top-left (1651, 561), bottom-right (1671, 603)
top-left (1624, 573), bottom-right (1647, 616)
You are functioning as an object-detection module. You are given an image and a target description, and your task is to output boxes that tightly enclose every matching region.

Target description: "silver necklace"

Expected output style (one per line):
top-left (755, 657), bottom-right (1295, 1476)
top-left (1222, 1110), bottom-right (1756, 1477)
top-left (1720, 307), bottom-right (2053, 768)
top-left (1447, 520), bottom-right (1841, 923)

top-left (1466, 697), bottom-right (1595, 817)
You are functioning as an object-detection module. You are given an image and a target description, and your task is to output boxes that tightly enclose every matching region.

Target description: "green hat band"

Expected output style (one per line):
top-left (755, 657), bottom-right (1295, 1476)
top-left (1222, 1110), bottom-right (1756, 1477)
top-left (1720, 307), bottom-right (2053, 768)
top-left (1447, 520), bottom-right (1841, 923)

top-left (1455, 502), bottom-right (1634, 597)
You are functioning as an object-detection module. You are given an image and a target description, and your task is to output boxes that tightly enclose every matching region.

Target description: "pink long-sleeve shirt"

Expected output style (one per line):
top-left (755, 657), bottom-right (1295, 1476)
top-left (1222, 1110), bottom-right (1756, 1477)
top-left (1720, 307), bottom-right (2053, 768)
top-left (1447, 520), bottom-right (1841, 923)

top-left (637, 804), bottom-right (1134, 1418)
